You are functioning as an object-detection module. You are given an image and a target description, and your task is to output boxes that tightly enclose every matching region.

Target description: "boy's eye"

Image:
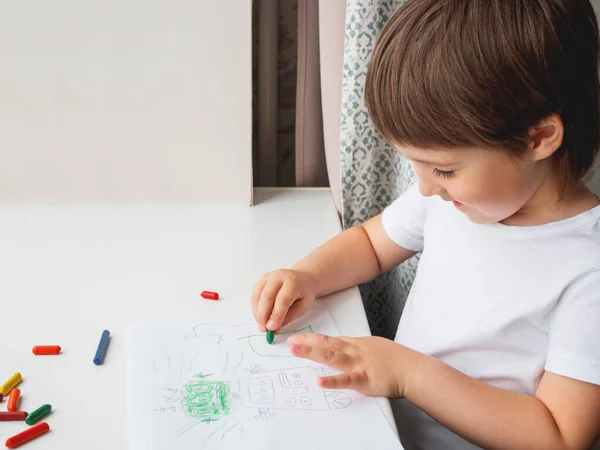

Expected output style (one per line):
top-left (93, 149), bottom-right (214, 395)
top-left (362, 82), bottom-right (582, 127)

top-left (433, 168), bottom-right (455, 179)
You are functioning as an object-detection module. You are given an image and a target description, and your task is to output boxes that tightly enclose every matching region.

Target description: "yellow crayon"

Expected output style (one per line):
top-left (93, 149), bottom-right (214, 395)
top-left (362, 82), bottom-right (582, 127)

top-left (0, 372), bottom-right (22, 397)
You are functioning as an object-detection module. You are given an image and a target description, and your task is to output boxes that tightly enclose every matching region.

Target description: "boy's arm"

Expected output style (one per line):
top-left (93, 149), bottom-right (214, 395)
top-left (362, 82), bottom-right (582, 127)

top-left (288, 335), bottom-right (600, 450)
top-left (292, 214), bottom-right (417, 297)
top-left (407, 357), bottom-right (600, 450)
top-left (253, 213), bottom-right (416, 331)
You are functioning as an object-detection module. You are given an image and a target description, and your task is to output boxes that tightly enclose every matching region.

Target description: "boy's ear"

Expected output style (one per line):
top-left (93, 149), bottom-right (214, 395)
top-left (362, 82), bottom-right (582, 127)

top-left (527, 114), bottom-right (564, 161)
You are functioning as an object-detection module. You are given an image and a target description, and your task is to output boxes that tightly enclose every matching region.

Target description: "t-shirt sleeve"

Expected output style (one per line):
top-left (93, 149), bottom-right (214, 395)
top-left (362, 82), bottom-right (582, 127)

top-left (381, 182), bottom-right (428, 252)
top-left (545, 270), bottom-right (600, 385)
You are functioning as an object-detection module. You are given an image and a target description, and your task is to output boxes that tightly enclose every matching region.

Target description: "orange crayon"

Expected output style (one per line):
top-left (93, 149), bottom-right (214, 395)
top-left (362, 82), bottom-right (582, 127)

top-left (7, 388), bottom-right (20, 412)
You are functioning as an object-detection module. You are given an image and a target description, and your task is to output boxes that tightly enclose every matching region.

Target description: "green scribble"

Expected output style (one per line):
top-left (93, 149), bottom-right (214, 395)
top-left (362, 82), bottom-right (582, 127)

top-left (233, 353), bottom-right (244, 374)
top-left (177, 418), bottom-right (199, 433)
top-left (189, 347), bottom-right (201, 371)
top-left (219, 352), bottom-right (229, 377)
top-left (221, 420), bottom-right (242, 440)
top-left (176, 418), bottom-right (202, 440)
top-left (201, 420), bottom-right (229, 450)
top-left (208, 334), bottom-right (224, 345)
top-left (245, 339), bottom-right (293, 357)
top-left (182, 379), bottom-right (232, 423)
top-left (186, 322), bottom-right (250, 339)
top-left (237, 325), bottom-right (314, 357)
top-left (183, 332), bottom-right (224, 345)
top-left (238, 426), bottom-right (244, 439)
top-left (193, 372), bottom-right (213, 379)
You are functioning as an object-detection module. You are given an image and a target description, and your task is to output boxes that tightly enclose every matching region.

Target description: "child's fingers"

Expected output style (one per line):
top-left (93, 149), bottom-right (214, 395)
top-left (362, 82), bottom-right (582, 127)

top-left (317, 371), bottom-right (367, 390)
top-left (256, 280), bottom-right (283, 332)
top-left (288, 333), bottom-right (349, 351)
top-left (251, 279), bottom-right (267, 320)
top-left (287, 334), bottom-right (355, 370)
top-left (279, 298), bottom-right (312, 329)
top-left (267, 282), bottom-right (299, 330)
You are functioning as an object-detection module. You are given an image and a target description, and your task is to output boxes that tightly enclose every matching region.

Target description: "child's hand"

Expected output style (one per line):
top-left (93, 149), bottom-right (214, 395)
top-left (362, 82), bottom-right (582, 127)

top-left (287, 333), bottom-right (422, 398)
top-left (251, 269), bottom-right (318, 332)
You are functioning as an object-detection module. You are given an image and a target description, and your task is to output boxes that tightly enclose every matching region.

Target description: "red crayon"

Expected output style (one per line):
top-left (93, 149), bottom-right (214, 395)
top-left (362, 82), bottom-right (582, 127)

top-left (201, 291), bottom-right (219, 300)
top-left (0, 411), bottom-right (28, 421)
top-left (32, 346), bottom-right (61, 355)
top-left (5, 422), bottom-right (50, 448)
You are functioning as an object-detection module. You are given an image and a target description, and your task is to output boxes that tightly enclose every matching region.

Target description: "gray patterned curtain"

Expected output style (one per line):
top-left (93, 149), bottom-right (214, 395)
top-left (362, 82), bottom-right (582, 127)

top-left (341, 0), bottom-right (419, 339)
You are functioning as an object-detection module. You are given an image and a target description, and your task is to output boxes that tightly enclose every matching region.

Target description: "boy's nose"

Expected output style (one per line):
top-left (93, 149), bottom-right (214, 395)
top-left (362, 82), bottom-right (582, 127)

top-left (418, 178), bottom-right (444, 198)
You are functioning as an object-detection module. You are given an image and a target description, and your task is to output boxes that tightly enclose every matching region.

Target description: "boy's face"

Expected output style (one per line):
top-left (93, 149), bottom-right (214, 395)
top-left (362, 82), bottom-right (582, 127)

top-left (398, 145), bottom-right (549, 225)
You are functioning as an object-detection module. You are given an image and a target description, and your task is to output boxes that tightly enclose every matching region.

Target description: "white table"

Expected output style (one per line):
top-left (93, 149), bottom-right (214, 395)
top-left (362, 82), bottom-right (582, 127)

top-left (0, 188), bottom-right (398, 449)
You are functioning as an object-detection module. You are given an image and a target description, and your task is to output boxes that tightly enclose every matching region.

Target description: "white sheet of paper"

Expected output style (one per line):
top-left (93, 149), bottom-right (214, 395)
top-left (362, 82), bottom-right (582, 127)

top-left (125, 308), bottom-right (401, 450)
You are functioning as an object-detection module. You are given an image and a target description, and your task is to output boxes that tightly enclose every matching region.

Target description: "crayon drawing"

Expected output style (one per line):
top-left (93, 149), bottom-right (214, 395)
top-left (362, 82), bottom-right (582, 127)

top-left (125, 310), bottom-right (400, 450)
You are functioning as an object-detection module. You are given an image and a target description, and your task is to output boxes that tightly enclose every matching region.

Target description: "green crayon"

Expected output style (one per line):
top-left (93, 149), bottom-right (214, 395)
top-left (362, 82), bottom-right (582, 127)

top-left (25, 404), bottom-right (52, 425)
top-left (266, 330), bottom-right (275, 345)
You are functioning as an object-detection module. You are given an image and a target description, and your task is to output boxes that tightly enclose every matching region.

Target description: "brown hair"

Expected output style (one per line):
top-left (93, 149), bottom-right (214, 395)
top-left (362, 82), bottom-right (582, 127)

top-left (365, 0), bottom-right (600, 194)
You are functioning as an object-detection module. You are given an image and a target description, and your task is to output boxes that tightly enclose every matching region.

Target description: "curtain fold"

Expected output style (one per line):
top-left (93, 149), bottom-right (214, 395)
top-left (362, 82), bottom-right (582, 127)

top-left (253, 0), bottom-right (298, 187)
top-left (296, 0), bottom-right (328, 187)
top-left (254, 1), bottom-right (279, 187)
top-left (318, 0), bottom-right (346, 213)
top-left (254, 0), bottom-right (329, 188)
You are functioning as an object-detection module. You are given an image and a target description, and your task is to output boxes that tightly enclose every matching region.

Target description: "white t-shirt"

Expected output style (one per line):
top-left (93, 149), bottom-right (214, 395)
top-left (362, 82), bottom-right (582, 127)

top-left (382, 183), bottom-right (600, 450)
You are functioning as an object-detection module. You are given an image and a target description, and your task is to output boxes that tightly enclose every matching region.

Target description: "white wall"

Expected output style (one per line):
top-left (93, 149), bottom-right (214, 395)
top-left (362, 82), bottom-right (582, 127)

top-left (0, 1), bottom-right (252, 204)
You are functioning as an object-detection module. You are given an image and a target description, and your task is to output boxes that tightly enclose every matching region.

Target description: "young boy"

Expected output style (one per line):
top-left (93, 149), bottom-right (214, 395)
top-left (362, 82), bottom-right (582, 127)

top-left (252, 1), bottom-right (600, 448)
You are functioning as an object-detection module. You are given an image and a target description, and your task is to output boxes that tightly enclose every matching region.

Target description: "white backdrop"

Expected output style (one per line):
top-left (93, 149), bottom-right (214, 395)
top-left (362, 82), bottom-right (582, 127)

top-left (0, 1), bottom-right (252, 204)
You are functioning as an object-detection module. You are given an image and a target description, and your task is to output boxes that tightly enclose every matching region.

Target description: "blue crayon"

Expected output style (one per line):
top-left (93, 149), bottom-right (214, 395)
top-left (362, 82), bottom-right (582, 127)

top-left (93, 330), bottom-right (111, 365)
